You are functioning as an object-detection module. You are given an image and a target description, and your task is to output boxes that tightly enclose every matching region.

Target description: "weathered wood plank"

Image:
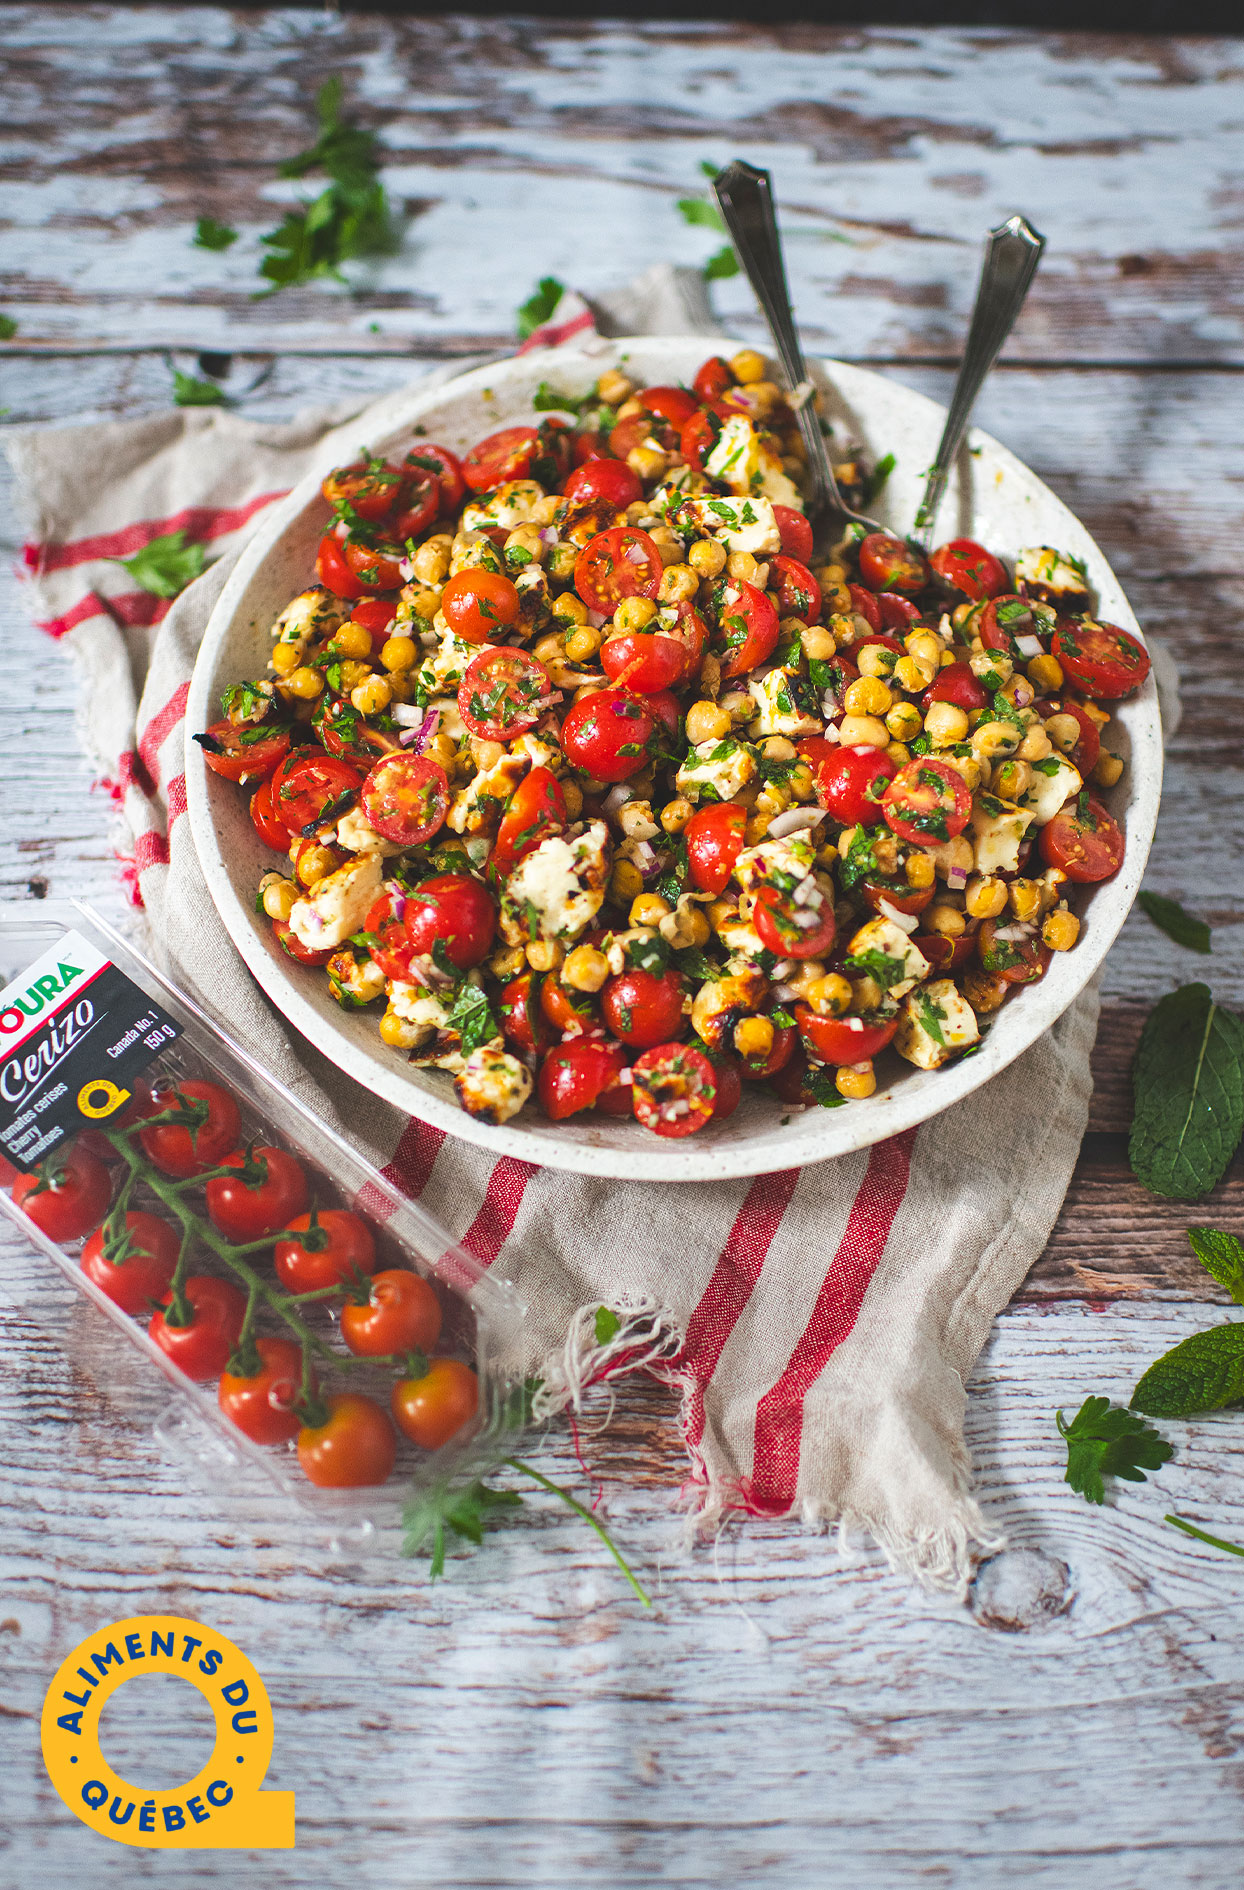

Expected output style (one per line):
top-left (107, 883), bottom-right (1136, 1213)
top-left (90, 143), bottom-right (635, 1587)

top-left (1, 14), bottom-right (1242, 361)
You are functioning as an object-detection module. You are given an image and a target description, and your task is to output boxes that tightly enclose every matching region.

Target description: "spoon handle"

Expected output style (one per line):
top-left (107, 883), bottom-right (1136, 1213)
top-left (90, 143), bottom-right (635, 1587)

top-left (711, 161), bottom-right (849, 526)
top-left (914, 213), bottom-right (1045, 543)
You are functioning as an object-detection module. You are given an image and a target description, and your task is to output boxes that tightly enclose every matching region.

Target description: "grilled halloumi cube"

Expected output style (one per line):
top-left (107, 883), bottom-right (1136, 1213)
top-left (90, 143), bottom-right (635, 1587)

top-left (689, 969), bottom-right (770, 1052)
top-left (326, 948), bottom-right (386, 1007)
top-left (747, 666), bottom-right (823, 738)
top-left (970, 793), bottom-right (1035, 876)
top-left (461, 479), bottom-right (546, 535)
top-left (1015, 754), bottom-right (1082, 827)
top-left (448, 751), bottom-right (530, 837)
top-left (336, 806), bottom-right (404, 857)
top-left (1015, 545), bottom-right (1092, 612)
top-left (455, 1044), bottom-right (533, 1125)
top-left (703, 415), bottom-right (802, 510)
top-left (270, 586), bottom-right (347, 667)
top-left (500, 821), bottom-right (611, 944)
top-left (894, 978), bottom-right (980, 1070)
top-left (417, 625), bottom-right (484, 696)
top-left (678, 493), bottom-right (782, 557)
top-left (845, 917), bottom-right (931, 999)
top-left (733, 832), bottom-right (817, 894)
top-left (676, 737), bottom-right (759, 805)
top-left (287, 854), bottom-right (382, 954)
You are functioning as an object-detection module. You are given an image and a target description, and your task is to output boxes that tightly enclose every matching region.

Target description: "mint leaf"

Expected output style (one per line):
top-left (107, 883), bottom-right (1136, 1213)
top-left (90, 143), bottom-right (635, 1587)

top-left (1129, 985), bottom-right (1244, 1200)
top-left (445, 983), bottom-right (500, 1056)
top-left (516, 276), bottom-right (564, 340)
top-left (1056, 1396), bottom-right (1172, 1505)
top-left (112, 529), bottom-right (208, 599)
top-left (704, 244), bottom-right (739, 281)
top-left (677, 196), bottom-right (726, 232)
top-left (1130, 1323), bottom-right (1244, 1418)
top-left (594, 1306), bottom-right (621, 1346)
top-left (193, 217), bottom-right (237, 251)
top-left (1187, 1226), bottom-right (1244, 1305)
top-left (172, 369), bottom-right (227, 408)
top-left (1138, 891), bottom-right (1211, 955)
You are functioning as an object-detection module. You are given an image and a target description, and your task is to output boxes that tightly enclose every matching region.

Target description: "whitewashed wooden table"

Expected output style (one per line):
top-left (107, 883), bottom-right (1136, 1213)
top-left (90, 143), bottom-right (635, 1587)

top-left (2, 13), bottom-right (1244, 1885)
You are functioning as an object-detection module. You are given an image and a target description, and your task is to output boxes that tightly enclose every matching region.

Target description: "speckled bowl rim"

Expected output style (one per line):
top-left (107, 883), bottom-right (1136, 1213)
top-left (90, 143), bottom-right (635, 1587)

top-left (186, 341), bottom-right (1161, 1182)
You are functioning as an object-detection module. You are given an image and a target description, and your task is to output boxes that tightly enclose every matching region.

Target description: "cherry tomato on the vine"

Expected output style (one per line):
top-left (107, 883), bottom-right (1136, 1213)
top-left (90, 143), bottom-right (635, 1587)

top-left (274, 1208), bottom-right (376, 1294)
top-left (219, 1336), bottom-right (305, 1446)
top-left (80, 1211), bottom-right (179, 1314)
top-left (149, 1275), bottom-right (248, 1381)
top-left (205, 1146), bottom-right (309, 1243)
top-left (391, 1359), bottom-right (479, 1451)
top-left (341, 1269), bottom-right (443, 1358)
top-left (137, 1079), bottom-right (241, 1178)
top-left (298, 1394), bottom-right (396, 1487)
top-left (12, 1143), bottom-right (110, 1243)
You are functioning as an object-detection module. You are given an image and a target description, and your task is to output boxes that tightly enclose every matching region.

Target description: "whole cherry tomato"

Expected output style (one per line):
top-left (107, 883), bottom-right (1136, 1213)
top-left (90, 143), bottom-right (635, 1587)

top-left (80, 1210), bottom-right (179, 1314)
top-left (600, 630), bottom-right (686, 694)
top-left (197, 721), bottom-right (291, 787)
top-left (205, 1146), bottom-right (309, 1243)
top-left (881, 758), bottom-right (971, 846)
top-left (340, 536), bottom-right (405, 594)
top-left (499, 972), bottom-right (554, 1056)
top-left (341, 1269), bottom-right (443, 1358)
top-left (362, 890), bottom-right (415, 983)
top-left (602, 966), bottom-right (686, 1049)
top-left (929, 539), bottom-right (1009, 601)
top-left (12, 1143), bottom-right (110, 1242)
top-left (638, 384), bottom-right (698, 426)
top-left (348, 597), bottom-right (399, 652)
top-left (769, 556), bottom-right (821, 622)
top-left (923, 662), bottom-right (988, 713)
top-left (458, 647), bottom-right (551, 742)
top-left (391, 1358), bottom-right (479, 1451)
top-left (490, 767), bottom-right (567, 881)
top-left (274, 1209), bottom-right (376, 1293)
top-left (630, 1042), bottom-right (717, 1138)
top-left (847, 584), bottom-right (882, 633)
top-left (857, 533), bottom-right (929, 595)
top-left (794, 1005), bottom-right (899, 1065)
top-left (801, 741), bottom-right (897, 825)
top-left (149, 1275), bottom-right (248, 1381)
top-left (1051, 621), bottom-right (1151, 700)
top-left (679, 408), bottom-right (722, 471)
top-left (137, 1079), bottom-right (241, 1179)
top-left (461, 425), bottom-right (542, 493)
top-left (752, 884), bottom-right (837, 961)
top-left (361, 753), bottom-right (450, 847)
top-left (538, 1039), bottom-right (629, 1120)
top-left (693, 355), bottom-right (733, 402)
top-left (403, 872), bottom-right (496, 971)
top-left (218, 1336), bottom-right (305, 1446)
top-left (441, 567), bottom-right (522, 645)
top-left (772, 504), bottom-right (814, 562)
top-left (298, 1394), bottom-right (397, 1487)
top-left (574, 528), bottom-right (664, 614)
top-left (1039, 795), bottom-right (1125, 882)
top-left (560, 688), bottom-right (655, 784)
top-left (249, 777), bottom-right (293, 851)
top-left (563, 458), bottom-right (642, 509)
top-left (270, 750), bottom-right (364, 833)
top-left (717, 580), bottom-right (780, 680)
top-left (684, 803), bottom-right (747, 895)
top-left (874, 591), bottom-right (921, 631)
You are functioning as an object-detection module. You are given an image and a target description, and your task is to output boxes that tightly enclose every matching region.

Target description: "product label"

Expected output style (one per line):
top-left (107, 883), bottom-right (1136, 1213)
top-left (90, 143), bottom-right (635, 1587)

top-left (0, 930), bottom-right (181, 1172)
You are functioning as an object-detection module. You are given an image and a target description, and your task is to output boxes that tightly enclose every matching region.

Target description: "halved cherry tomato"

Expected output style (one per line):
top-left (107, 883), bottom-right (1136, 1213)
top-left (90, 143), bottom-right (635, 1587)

top-left (539, 1038), bottom-right (630, 1120)
top-left (574, 527), bottom-right (664, 614)
top-left (540, 975), bottom-right (599, 1036)
top-left (718, 580), bottom-right (780, 680)
top-left (341, 1269), bottom-right (443, 1358)
top-left (315, 532), bottom-right (368, 599)
top-left (205, 1146), bottom-right (309, 1243)
top-left (491, 767), bottom-right (566, 881)
top-left (1037, 696), bottom-right (1101, 776)
top-left (738, 1020), bottom-right (796, 1081)
top-left (1051, 620), bottom-right (1151, 701)
top-left (198, 721), bottom-right (291, 786)
top-left (80, 1210), bottom-right (179, 1314)
top-left (403, 872), bottom-right (496, 970)
top-left (349, 597), bottom-right (399, 652)
top-left (802, 741), bottom-right (897, 825)
top-left (340, 536), bottom-right (404, 594)
top-left (847, 584), bottom-right (882, 633)
top-left (980, 594), bottom-right (1052, 659)
top-left (249, 777), bottom-right (293, 851)
top-left (298, 1394), bottom-right (396, 1487)
top-left (707, 1050), bottom-right (744, 1117)
top-left (560, 688), bottom-right (654, 783)
top-left (794, 1004), bottom-right (899, 1065)
top-left (858, 878), bottom-right (935, 919)
top-left (875, 592), bottom-right (921, 631)
top-left (858, 533), bottom-right (928, 595)
top-left (458, 647), bottom-right (551, 742)
top-left (13, 1143), bottom-right (111, 1242)
top-left (150, 1275), bottom-right (248, 1381)
top-left (441, 567), bottom-right (522, 644)
top-left (930, 539), bottom-right (1009, 601)
top-left (563, 457), bottom-right (642, 509)
top-left (684, 804), bottom-right (747, 894)
top-left (693, 356), bottom-right (733, 402)
top-left (403, 443), bottom-right (466, 515)
top-left (363, 890), bottom-right (416, 983)
top-left (770, 555), bottom-right (821, 622)
top-left (912, 930), bottom-right (977, 972)
top-left (391, 1359), bottom-right (478, 1451)
top-left (600, 629), bottom-right (685, 694)
top-left (461, 425), bottom-right (542, 494)
top-left (272, 919), bottom-right (334, 967)
top-left (312, 693), bottom-right (375, 761)
top-left (772, 504), bottom-right (814, 562)
top-left (1040, 794), bottom-right (1125, 882)
top-left (391, 474), bottom-right (440, 544)
top-left (138, 1079), bottom-right (241, 1178)
top-left (645, 688), bottom-right (681, 743)
top-left (361, 752), bottom-right (450, 846)
top-left (679, 408), bottom-right (722, 471)
top-left (924, 662), bottom-right (988, 713)
top-left (219, 1336), bottom-right (305, 1446)
top-left (630, 1043), bottom-right (717, 1137)
top-left (500, 972), bottom-right (554, 1056)
top-left (322, 460), bottom-right (404, 524)
top-left (882, 759), bottom-right (971, 846)
top-left (274, 1208), bottom-right (376, 1293)
top-left (271, 750), bottom-right (363, 833)
top-left (976, 917), bottom-right (1053, 983)
top-left (602, 966), bottom-right (686, 1049)
top-left (752, 884), bottom-right (837, 960)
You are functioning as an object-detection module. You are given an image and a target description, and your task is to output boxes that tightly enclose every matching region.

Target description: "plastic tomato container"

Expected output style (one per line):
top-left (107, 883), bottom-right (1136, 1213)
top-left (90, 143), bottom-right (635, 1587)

top-left (0, 902), bottom-right (530, 1551)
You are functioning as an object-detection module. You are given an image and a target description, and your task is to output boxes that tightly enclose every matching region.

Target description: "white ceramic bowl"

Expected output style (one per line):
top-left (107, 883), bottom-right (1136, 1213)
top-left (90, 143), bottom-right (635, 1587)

top-left (186, 340), bottom-right (1161, 1182)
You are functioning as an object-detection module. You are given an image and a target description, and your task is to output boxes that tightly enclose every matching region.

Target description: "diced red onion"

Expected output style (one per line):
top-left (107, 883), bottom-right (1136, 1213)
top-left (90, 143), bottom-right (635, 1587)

top-left (587, 609), bottom-right (608, 629)
top-left (412, 709), bottom-right (442, 756)
top-left (993, 921), bottom-right (1037, 941)
top-left (383, 881), bottom-right (407, 923)
top-left (603, 785), bottom-right (634, 816)
top-left (631, 840), bottom-right (662, 879)
top-left (1015, 634), bottom-right (1043, 659)
top-left (946, 864), bottom-right (968, 891)
top-left (392, 702), bottom-right (426, 727)
top-left (820, 689), bottom-right (841, 719)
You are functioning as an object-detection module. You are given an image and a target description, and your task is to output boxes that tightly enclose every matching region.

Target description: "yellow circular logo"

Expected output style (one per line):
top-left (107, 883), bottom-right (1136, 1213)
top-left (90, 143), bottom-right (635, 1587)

top-left (41, 1615), bottom-right (294, 1849)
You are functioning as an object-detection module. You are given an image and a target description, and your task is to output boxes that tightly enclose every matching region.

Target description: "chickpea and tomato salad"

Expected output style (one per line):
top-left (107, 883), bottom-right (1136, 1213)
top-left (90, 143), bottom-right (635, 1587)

top-left (8, 1075), bottom-right (474, 1488)
top-left (201, 347), bottom-right (1146, 1134)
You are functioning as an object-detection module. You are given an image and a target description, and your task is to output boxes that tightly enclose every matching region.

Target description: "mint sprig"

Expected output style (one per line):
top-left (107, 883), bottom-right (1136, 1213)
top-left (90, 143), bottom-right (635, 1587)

top-left (1129, 984), bottom-right (1244, 1200)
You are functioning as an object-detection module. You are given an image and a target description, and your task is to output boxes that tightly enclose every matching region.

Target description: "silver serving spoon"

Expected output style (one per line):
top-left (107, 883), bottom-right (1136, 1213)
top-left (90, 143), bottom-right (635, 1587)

top-left (711, 160), bottom-right (885, 541)
top-left (912, 213), bottom-right (1045, 544)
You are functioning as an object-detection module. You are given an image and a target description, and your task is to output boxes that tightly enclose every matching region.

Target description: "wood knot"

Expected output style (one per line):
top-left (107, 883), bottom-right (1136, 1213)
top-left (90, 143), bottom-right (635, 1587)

top-left (969, 1548), bottom-right (1072, 1632)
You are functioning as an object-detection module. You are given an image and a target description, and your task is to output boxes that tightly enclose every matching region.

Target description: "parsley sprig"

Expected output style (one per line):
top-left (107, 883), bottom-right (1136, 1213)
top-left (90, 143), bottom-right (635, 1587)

top-left (257, 77), bottom-right (398, 295)
top-left (1056, 1397), bottom-right (1172, 1506)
